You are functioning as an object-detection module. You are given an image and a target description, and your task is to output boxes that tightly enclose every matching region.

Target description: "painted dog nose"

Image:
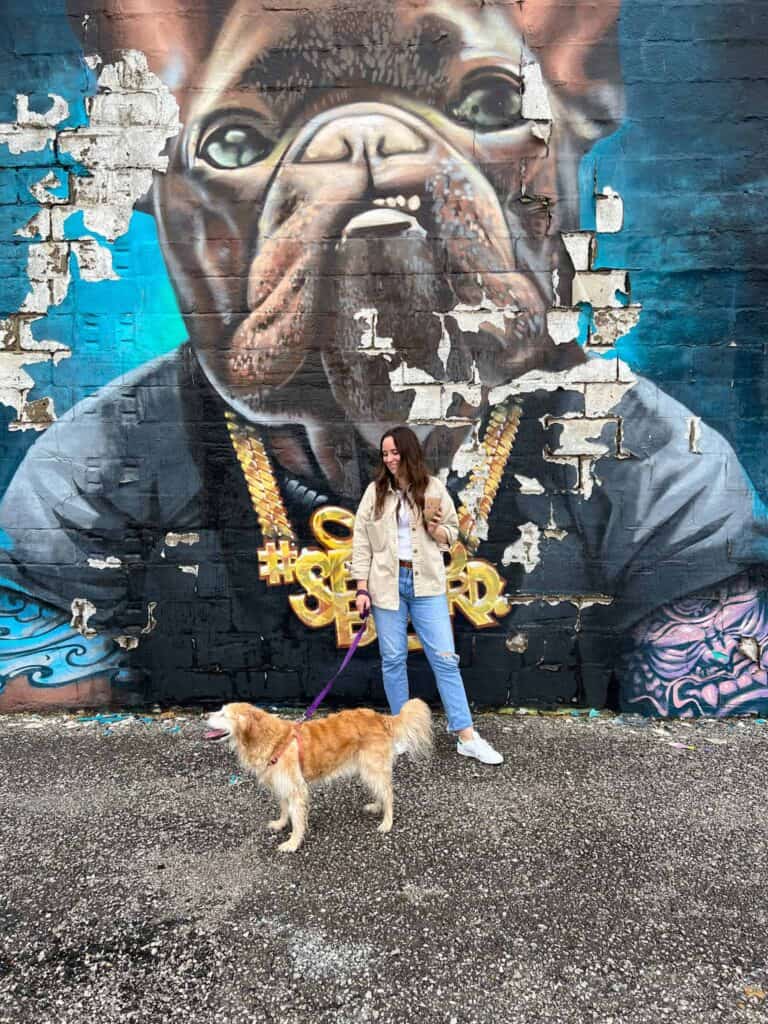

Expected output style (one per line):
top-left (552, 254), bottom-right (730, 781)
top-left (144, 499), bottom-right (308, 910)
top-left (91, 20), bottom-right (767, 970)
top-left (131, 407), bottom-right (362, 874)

top-left (295, 106), bottom-right (429, 164)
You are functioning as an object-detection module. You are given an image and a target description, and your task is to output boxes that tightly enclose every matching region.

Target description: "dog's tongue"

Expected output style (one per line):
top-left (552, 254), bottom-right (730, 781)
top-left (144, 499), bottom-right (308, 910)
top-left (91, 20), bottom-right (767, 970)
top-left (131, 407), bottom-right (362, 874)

top-left (203, 728), bottom-right (228, 741)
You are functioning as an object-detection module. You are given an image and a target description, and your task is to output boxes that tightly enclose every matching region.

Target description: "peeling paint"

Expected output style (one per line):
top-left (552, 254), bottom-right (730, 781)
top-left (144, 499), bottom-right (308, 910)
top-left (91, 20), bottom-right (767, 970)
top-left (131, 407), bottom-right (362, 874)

top-left (433, 312), bottom-right (452, 372)
top-left (457, 478), bottom-right (491, 541)
top-left (0, 51), bottom-right (181, 429)
top-left (588, 307), bottom-right (641, 349)
top-left (488, 355), bottom-right (629, 407)
top-left (7, 395), bottom-right (56, 432)
top-left (70, 240), bottom-right (119, 283)
top-left (541, 452), bottom-right (598, 500)
top-left (0, 3), bottom-right (762, 725)
top-left (579, 459), bottom-right (598, 501)
top-left (15, 211), bottom-right (50, 240)
top-left (595, 186), bottom-right (624, 234)
top-left (58, 51), bottom-right (181, 241)
top-left (521, 59), bottom-right (553, 121)
top-left (140, 601), bottom-right (158, 635)
top-left (16, 93), bottom-right (69, 128)
top-left (0, 94), bottom-right (68, 153)
top-left (546, 308), bottom-right (581, 346)
top-left (115, 635), bottom-right (140, 650)
top-left (688, 416), bottom-right (702, 455)
top-left (70, 598), bottom-right (98, 639)
top-left (445, 296), bottom-right (522, 335)
top-left (481, 352), bottom-right (643, 503)
top-left (449, 423), bottom-right (483, 478)
top-left (501, 522), bottom-right (541, 573)
top-left (738, 636), bottom-right (762, 665)
top-left (501, 593), bottom-right (588, 607)
top-left (389, 360), bottom-right (482, 422)
top-left (0, 323), bottom-right (70, 431)
top-left (543, 504), bottom-right (568, 541)
top-left (164, 531), bottom-right (201, 548)
top-left (561, 233), bottom-right (593, 272)
top-left (572, 270), bottom-right (629, 308)
top-left (583, 381), bottom-right (636, 417)
top-left (503, 592), bottom-right (614, 631)
top-left (530, 120), bottom-right (551, 144)
top-left (515, 474), bottom-right (545, 495)
top-left (354, 308), bottom-right (395, 358)
top-left (22, 242), bottom-right (71, 313)
top-left (87, 556), bottom-right (123, 570)
top-left (505, 632), bottom-right (528, 654)
top-left (432, 296), bottom-right (523, 374)
top-left (29, 171), bottom-right (69, 206)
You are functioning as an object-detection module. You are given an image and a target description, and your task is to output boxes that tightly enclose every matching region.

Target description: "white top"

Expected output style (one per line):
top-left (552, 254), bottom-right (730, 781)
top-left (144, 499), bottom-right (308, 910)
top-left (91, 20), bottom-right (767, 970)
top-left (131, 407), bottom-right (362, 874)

top-left (397, 493), bottom-right (413, 560)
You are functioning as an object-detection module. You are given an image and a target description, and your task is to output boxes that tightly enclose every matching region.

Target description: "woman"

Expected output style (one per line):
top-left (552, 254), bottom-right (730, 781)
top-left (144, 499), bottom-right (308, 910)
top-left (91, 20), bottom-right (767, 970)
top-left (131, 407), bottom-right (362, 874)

top-left (351, 426), bottom-right (503, 765)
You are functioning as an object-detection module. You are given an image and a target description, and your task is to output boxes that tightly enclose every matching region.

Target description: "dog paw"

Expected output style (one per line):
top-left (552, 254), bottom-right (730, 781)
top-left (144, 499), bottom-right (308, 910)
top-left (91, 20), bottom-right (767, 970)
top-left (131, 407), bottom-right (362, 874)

top-left (267, 819), bottom-right (288, 831)
top-left (278, 838), bottom-right (302, 853)
top-left (377, 820), bottom-right (393, 834)
top-left (363, 802), bottom-right (381, 815)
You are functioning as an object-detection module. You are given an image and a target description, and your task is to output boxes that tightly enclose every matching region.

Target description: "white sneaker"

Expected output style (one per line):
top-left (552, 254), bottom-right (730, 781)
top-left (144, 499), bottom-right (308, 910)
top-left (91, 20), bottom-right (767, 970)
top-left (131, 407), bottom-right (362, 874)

top-left (457, 731), bottom-right (504, 765)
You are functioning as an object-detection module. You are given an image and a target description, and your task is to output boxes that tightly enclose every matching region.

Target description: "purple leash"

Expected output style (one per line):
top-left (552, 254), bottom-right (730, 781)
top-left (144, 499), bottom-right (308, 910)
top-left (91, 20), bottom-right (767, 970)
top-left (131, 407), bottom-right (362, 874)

top-left (302, 608), bottom-right (371, 720)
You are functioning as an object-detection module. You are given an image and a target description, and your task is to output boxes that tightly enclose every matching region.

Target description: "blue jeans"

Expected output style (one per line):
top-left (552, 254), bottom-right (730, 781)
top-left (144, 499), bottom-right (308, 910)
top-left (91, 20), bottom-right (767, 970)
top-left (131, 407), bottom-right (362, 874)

top-left (372, 566), bottom-right (473, 732)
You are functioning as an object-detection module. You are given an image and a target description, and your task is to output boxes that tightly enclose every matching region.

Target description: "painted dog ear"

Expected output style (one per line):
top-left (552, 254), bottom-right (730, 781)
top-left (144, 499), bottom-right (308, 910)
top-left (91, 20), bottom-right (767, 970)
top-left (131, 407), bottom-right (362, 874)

top-left (513, 0), bottom-right (621, 93)
top-left (511, 0), bottom-right (623, 136)
top-left (65, 0), bottom-right (221, 92)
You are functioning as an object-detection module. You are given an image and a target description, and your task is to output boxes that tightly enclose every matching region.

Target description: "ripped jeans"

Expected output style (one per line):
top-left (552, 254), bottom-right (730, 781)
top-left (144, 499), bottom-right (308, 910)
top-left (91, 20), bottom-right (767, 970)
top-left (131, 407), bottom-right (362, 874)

top-left (371, 565), bottom-right (473, 733)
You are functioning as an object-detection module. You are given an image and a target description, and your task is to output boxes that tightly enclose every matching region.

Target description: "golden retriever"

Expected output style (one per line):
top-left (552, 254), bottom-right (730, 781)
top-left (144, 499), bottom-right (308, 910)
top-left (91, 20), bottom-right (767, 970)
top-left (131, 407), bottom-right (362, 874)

top-left (204, 700), bottom-right (432, 852)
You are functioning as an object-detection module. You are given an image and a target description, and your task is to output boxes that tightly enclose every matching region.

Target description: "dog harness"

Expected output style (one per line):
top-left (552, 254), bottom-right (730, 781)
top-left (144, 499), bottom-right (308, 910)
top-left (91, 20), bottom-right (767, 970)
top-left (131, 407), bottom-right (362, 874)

top-left (261, 608), bottom-right (374, 766)
top-left (268, 722), bottom-right (304, 769)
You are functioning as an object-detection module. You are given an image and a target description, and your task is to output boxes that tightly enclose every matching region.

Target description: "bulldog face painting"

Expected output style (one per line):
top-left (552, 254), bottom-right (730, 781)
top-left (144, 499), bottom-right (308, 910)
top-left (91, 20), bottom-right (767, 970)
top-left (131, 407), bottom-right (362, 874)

top-left (153, 0), bottom-right (612, 476)
top-left (1, 0), bottom-right (767, 718)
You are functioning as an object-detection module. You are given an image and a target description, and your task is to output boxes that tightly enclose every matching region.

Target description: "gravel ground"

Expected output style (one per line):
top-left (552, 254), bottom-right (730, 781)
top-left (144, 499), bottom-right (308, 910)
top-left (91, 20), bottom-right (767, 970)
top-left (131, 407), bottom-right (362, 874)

top-left (0, 708), bottom-right (767, 1024)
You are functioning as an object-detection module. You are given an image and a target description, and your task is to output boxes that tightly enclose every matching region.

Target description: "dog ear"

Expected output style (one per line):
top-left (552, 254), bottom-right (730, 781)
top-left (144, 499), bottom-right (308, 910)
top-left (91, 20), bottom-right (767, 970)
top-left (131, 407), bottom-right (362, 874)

top-left (231, 704), bottom-right (263, 742)
top-left (513, 0), bottom-right (621, 92)
top-left (233, 704), bottom-right (264, 729)
top-left (65, 0), bottom-right (223, 90)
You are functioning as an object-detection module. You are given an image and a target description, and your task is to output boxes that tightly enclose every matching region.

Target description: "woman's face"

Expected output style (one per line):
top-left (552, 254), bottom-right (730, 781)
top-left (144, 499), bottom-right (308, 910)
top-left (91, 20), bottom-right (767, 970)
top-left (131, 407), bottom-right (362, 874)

top-left (381, 436), bottom-right (402, 480)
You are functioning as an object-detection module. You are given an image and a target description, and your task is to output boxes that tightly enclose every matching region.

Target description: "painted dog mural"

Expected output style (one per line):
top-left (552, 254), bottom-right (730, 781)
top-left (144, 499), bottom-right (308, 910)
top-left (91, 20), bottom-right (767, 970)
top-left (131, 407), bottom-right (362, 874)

top-left (1, 0), bottom-right (767, 716)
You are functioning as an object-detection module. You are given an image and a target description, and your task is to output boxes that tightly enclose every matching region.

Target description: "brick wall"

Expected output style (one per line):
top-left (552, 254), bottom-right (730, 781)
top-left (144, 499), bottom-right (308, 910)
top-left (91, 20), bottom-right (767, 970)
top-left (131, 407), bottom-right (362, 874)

top-left (0, 1), bottom-right (766, 718)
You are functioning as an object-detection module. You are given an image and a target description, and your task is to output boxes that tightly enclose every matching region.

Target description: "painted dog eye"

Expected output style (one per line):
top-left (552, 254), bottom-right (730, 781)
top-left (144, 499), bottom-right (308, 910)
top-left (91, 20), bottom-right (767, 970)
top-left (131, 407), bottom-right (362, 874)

top-left (199, 122), bottom-right (273, 169)
top-left (448, 73), bottom-right (523, 132)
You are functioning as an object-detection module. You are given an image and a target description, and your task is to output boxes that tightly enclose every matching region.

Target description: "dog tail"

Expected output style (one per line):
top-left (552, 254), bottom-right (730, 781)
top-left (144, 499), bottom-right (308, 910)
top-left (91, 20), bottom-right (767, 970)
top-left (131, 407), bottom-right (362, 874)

top-left (391, 698), bottom-right (433, 758)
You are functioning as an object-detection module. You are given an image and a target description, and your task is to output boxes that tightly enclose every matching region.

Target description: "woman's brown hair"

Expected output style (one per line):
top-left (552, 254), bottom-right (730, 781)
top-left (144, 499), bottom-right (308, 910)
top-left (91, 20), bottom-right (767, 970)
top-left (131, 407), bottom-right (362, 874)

top-left (373, 426), bottom-right (431, 522)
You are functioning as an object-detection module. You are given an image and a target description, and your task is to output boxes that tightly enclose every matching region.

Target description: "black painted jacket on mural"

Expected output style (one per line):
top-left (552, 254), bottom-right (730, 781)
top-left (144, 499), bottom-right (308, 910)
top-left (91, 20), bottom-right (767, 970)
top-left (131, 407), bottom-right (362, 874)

top-left (1, 343), bottom-right (767, 708)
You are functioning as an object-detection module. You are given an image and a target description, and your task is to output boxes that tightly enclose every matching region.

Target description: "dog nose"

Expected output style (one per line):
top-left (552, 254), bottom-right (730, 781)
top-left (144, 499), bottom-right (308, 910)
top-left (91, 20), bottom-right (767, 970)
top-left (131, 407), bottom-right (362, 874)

top-left (295, 108), bottom-right (428, 165)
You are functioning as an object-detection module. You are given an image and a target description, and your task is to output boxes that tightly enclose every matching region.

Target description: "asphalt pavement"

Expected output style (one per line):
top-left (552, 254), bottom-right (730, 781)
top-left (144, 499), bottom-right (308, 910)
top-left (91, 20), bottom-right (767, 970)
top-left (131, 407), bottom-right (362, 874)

top-left (1, 708), bottom-right (767, 1024)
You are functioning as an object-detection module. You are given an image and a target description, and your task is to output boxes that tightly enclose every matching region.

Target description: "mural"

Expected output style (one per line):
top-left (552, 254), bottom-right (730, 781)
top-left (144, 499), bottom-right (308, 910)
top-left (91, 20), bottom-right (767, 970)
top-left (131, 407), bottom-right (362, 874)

top-left (1, 0), bottom-right (767, 716)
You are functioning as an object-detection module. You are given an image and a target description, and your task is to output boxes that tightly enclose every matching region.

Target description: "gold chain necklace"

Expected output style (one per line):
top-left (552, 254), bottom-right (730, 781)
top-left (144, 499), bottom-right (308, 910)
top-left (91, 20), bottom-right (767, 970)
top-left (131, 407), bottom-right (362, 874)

top-left (226, 404), bottom-right (521, 553)
top-left (225, 405), bottom-right (521, 640)
top-left (457, 404), bottom-right (521, 552)
top-left (225, 410), bottom-right (297, 545)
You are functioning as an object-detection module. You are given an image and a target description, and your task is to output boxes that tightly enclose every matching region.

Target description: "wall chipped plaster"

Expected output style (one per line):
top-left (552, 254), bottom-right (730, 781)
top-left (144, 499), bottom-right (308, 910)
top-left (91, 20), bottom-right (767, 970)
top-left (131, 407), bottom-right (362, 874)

top-left (70, 597), bottom-right (98, 639)
top-left (502, 522), bottom-right (542, 573)
top-left (0, 50), bottom-right (180, 431)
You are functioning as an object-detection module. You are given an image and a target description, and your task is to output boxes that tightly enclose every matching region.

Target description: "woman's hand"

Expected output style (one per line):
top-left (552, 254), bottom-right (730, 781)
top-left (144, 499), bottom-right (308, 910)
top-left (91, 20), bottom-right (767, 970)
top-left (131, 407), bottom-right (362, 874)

top-left (426, 508), bottom-right (448, 545)
top-left (355, 589), bottom-right (371, 617)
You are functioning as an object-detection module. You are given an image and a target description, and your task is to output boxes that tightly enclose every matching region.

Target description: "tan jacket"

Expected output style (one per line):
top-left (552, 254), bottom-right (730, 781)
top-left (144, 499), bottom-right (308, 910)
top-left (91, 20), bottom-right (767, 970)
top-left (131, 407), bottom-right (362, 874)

top-left (350, 476), bottom-right (460, 610)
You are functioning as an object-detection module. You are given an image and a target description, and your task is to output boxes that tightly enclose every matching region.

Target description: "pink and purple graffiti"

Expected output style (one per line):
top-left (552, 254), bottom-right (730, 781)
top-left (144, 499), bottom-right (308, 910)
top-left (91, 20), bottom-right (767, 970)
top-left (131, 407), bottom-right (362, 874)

top-left (623, 574), bottom-right (768, 717)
